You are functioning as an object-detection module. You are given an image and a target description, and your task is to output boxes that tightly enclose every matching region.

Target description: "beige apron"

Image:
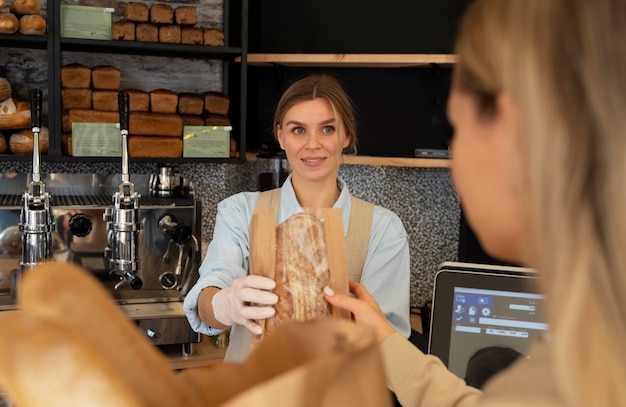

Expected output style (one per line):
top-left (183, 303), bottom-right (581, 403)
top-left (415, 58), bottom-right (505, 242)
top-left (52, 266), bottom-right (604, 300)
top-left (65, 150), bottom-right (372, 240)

top-left (224, 188), bottom-right (374, 361)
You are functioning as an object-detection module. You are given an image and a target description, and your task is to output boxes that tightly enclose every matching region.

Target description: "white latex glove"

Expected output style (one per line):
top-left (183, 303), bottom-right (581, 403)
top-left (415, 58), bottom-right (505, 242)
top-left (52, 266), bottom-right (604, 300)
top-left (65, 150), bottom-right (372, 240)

top-left (212, 275), bottom-right (278, 335)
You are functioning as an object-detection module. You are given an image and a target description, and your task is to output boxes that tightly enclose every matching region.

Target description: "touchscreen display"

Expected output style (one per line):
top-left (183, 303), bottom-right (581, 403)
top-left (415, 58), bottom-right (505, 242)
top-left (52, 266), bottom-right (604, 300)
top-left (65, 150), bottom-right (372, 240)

top-left (447, 286), bottom-right (547, 378)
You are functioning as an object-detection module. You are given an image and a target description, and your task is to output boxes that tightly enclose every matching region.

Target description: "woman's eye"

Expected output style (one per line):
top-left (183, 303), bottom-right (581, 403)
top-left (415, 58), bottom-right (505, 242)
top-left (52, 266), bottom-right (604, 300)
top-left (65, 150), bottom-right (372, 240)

top-left (321, 126), bottom-right (335, 134)
top-left (292, 127), bottom-right (305, 134)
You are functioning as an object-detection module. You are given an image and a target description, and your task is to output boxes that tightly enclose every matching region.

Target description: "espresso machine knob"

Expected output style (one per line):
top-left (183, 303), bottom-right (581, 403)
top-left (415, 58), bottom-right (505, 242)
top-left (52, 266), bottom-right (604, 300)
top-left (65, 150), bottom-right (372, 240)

top-left (68, 213), bottom-right (93, 237)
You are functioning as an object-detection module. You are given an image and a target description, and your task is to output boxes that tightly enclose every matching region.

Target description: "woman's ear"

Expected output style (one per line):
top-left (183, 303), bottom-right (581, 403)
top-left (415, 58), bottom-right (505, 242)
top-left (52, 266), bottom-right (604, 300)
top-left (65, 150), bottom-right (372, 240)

top-left (496, 93), bottom-right (523, 149)
top-left (276, 124), bottom-right (285, 149)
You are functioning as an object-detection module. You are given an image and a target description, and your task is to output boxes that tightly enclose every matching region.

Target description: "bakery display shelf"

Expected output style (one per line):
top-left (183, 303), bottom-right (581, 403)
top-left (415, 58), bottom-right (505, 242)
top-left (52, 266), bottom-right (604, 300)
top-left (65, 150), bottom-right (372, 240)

top-left (0, 33), bottom-right (48, 49)
top-left (58, 156), bottom-right (245, 164)
top-left (241, 53), bottom-right (458, 68)
top-left (59, 38), bottom-right (243, 60)
top-left (245, 152), bottom-right (450, 168)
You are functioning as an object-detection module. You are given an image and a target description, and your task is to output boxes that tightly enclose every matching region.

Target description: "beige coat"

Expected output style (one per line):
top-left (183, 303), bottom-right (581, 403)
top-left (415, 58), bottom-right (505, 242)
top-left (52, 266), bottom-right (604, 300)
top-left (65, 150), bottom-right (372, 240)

top-left (381, 333), bottom-right (563, 406)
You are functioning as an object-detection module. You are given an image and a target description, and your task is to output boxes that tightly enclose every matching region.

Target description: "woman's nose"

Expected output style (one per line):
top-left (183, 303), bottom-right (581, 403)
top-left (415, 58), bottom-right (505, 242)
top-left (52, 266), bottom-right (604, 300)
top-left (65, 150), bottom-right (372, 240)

top-left (305, 133), bottom-right (321, 148)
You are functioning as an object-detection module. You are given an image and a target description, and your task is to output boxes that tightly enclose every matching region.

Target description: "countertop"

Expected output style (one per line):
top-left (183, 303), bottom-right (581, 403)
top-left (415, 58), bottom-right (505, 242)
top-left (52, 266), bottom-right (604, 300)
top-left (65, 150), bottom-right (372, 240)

top-left (162, 334), bottom-right (227, 370)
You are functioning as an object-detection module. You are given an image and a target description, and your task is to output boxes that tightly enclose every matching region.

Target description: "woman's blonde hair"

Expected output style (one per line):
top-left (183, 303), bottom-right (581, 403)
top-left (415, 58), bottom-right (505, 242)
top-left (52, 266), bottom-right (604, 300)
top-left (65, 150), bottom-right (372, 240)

top-left (273, 74), bottom-right (358, 154)
top-left (454, 0), bottom-right (626, 405)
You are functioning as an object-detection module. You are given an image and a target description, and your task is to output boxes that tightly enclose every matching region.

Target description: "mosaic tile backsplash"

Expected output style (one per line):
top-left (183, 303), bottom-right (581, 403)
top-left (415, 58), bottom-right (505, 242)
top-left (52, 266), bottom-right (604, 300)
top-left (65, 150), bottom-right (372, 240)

top-left (1, 160), bottom-right (460, 307)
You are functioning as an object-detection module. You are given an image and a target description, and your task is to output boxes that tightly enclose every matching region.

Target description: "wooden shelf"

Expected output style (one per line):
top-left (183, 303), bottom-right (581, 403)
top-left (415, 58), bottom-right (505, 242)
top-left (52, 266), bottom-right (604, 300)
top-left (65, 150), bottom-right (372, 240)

top-left (241, 53), bottom-right (458, 68)
top-left (246, 152), bottom-right (450, 168)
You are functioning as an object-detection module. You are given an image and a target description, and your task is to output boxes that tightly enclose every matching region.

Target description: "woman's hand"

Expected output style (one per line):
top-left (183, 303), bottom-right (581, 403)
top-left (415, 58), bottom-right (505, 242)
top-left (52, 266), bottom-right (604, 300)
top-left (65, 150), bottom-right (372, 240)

top-left (210, 275), bottom-right (278, 335)
top-left (324, 280), bottom-right (396, 343)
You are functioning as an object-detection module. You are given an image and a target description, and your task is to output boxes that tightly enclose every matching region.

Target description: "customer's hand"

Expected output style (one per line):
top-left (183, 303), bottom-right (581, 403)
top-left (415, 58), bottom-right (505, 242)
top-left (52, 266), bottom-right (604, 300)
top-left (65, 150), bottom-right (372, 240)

top-left (212, 275), bottom-right (278, 335)
top-left (323, 280), bottom-right (396, 344)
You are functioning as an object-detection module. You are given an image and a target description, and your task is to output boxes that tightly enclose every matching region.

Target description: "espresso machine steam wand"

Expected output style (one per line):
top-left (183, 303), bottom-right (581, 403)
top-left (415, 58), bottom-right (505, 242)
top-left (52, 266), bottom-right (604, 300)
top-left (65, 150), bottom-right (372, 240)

top-left (104, 91), bottom-right (142, 290)
top-left (12, 89), bottom-right (55, 298)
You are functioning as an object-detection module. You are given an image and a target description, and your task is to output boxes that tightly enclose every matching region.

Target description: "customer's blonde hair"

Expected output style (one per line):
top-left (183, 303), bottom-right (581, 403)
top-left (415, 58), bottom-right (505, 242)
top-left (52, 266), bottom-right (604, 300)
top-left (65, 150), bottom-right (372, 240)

top-left (454, 0), bottom-right (626, 405)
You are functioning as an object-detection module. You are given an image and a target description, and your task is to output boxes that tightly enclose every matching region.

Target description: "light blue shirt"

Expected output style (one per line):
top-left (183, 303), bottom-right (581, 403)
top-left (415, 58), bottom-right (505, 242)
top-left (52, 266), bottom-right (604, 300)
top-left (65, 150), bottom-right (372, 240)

top-left (184, 176), bottom-right (411, 355)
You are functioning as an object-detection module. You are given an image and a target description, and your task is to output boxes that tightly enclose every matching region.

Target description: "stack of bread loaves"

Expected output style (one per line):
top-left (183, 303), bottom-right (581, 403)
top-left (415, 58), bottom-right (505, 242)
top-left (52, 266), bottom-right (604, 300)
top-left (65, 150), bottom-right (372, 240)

top-left (112, 2), bottom-right (224, 46)
top-left (0, 0), bottom-right (46, 35)
top-left (60, 62), bottom-right (231, 158)
top-left (0, 76), bottom-right (49, 155)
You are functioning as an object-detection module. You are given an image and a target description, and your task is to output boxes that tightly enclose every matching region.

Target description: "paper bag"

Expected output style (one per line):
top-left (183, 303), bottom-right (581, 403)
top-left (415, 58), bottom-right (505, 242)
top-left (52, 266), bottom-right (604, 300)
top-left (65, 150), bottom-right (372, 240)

top-left (249, 208), bottom-right (351, 347)
top-left (179, 318), bottom-right (394, 407)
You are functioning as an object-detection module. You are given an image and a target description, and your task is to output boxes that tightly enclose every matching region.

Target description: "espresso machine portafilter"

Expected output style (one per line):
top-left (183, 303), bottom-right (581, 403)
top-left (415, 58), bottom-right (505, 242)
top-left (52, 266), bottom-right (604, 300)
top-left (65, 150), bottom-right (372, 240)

top-left (10, 89), bottom-right (55, 298)
top-left (104, 91), bottom-right (142, 290)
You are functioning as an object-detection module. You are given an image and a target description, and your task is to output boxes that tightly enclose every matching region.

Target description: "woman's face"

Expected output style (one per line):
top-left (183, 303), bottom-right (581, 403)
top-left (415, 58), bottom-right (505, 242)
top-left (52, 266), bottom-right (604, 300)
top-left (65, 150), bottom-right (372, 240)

top-left (277, 98), bottom-right (349, 185)
top-left (447, 85), bottom-right (525, 263)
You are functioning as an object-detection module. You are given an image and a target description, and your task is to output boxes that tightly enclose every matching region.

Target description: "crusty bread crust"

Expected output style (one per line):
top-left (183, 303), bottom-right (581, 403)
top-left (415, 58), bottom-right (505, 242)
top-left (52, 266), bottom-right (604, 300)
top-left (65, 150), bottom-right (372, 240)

top-left (272, 213), bottom-right (331, 327)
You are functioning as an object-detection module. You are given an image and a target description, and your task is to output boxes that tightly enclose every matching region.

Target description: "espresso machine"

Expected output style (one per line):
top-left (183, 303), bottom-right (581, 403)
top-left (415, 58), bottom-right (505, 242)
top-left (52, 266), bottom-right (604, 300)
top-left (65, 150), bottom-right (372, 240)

top-left (0, 91), bottom-right (203, 355)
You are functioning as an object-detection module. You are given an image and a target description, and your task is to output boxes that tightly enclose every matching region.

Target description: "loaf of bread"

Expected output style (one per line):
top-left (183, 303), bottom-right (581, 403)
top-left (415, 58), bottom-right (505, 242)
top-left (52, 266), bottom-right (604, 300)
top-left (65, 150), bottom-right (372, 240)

top-left (111, 20), bottom-right (135, 41)
top-left (91, 66), bottom-right (121, 90)
top-left (92, 90), bottom-right (119, 111)
top-left (19, 14), bottom-right (46, 36)
top-left (204, 114), bottom-right (231, 126)
top-left (10, 0), bottom-right (40, 16)
top-left (174, 6), bottom-right (197, 26)
top-left (62, 88), bottom-right (92, 110)
top-left (129, 111), bottom-right (183, 136)
top-left (124, 2), bottom-right (148, 22)
top-left (0, 99), bottom-right (30, 130)
top-left (178, 93), bottom-right (203, 115)
top-left (159, 24), bottom-right (180, 44)
top-left (203, 28), bottom-right (224, 46)
top-left (136, 22), bottom-right (158, 42)
top-left (15, 263), bottom-right (203, 407)
top-left (180, 114), bottom-right (204, 126)
top-left (123, 89), bottom-right (150, 112)
top-left (0, 78), bottom-right (11, 101)
top-left (0, 12), bottom-right (19, 34)
top-left (272, 213), bottom-right (331, 327)
top-left (61, 64), bottom-right (91, 89)
top-left (150, 4), bottom-right (173, 24)
top-left (9, 127), bottom-right (49, 154)
top-left (128, 135), bottom-right (182, 158)
top-left (181, 27), bottom-right (202, 45)
top-left (150, 89), bottom-right (178, 114)
top-left (202, 91), bottom-right (229, 115)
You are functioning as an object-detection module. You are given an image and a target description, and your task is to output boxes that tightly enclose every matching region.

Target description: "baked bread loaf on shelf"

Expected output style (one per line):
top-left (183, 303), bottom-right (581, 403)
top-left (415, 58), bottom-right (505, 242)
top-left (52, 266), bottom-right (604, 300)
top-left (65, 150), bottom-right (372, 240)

top-left (111, 21), bottom-right (135, 41)
top-left (10, 0), bottom-right (41, 16)
top-left (181, 27), bottom-right (202, 45)
top-left (0, 99), bottom-right (30, 130)
top-left (123, 89), bottom-right (150, 112)
top-left (0, 12), bottom-right (19, 34)
top-left (202, 91), bottom-right (229, 115)
top-left (124, 2), bottom-right (148, 22)
top-left (9, 127), bottom-right (49, 154)
top-left (150, 3), bottom-right (173, 24)
top-left (62, 88), bottom-right (92, 110)
top-left (0, 78), bottom-right (11, 101)
top-left (174, 6), bottom-right (197, 26)
top-left (136, 22), bottom-right (158, 42)
top-left (159, 24), bottom-right (180, 44)
top-left (128, 135), bottom-right (182, 158)
top-left (203, 28), bottom-right (224, 46)
top-left (149, 89), bottom-right (178, 114)
top-left (18, 14), bottom-right (46, 35)
top-left (92, 90), bottom-right (119, 111)
top-left (61, 64), bottom-right (91, 89)
top-left (91, 66), bottom-right (121, 90)
top-left (178, 93), bottom-right (203, 115)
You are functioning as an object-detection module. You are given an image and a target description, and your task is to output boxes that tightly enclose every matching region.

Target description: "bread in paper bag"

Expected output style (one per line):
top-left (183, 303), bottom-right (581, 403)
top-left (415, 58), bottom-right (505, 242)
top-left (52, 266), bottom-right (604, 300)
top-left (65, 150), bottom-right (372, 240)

top-left (250, 208), bottom-right (350, 343)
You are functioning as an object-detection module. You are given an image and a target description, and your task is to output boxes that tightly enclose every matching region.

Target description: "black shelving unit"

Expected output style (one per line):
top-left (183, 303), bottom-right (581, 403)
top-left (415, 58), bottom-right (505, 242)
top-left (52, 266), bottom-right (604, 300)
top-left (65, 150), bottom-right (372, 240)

top-left (0, 0), bottom-right (248, 164)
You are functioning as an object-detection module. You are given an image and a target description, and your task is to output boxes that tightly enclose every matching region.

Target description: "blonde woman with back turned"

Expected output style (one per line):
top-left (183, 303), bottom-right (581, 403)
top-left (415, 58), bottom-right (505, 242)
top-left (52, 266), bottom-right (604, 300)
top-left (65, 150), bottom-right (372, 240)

top-left (324, 0), bottom-right (626, 406)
